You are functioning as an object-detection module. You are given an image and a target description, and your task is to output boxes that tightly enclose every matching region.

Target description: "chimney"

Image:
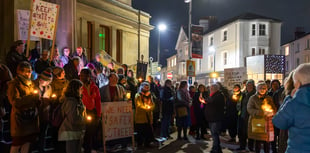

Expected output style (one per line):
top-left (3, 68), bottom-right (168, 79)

top-left (295, 27), bottom-right (305, 39)
top-left (199, 16), bottom-right (217, 33)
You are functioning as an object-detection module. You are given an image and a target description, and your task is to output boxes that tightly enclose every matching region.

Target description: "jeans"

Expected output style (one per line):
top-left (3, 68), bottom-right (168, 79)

top-left (209, 121), bottom-right (222, 152)
top-left (161, 114), bottom-right (172, 138)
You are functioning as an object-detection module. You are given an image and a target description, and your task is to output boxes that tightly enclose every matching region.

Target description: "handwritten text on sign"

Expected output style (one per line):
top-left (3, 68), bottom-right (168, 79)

top-left (224, 67), bottom-right (247, 90)
top-left (102, 102), bottom-right (133, 141)
top-left (17, 10), bottom-right (39, 41)
top-left (30, 0), bottom-right (59, 40)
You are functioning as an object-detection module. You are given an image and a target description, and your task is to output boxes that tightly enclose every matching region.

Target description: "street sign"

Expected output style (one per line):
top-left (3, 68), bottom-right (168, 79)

top-left (186, 60), bottom-right (196, 77)
top-left (188, 76), bottom-right (192, 84)
top-left (167, 72), bottom-right (173, 79)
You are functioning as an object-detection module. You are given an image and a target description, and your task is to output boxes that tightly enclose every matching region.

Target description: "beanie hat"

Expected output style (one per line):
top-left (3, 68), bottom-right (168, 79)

top-left (52, 66), bottom-right (64, 77)
top-left (39, 68), bottom-right (53, 81)
top-left (246, 79), bottom-right (255, 86)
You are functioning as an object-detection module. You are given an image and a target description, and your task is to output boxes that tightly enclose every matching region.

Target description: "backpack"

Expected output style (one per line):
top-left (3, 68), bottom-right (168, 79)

top-left (51, 103), bottom-right (64, 127)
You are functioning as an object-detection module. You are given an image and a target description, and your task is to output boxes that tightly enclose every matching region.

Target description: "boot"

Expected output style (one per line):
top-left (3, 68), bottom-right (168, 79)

top-left (183, 127), bottom-right (188, 140)
top-left (177, 127), bottom-right (182, 140)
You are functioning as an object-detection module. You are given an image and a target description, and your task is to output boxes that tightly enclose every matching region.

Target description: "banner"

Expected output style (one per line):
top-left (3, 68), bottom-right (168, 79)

top-left (224, 67), bottom-right (247, 90)
top-left (17, 10), bottom-right (39, 41)
top-left (191, 25), bottom-right (203, 59)
top-left (186, 60), bottom-right (196, 77)
top-left (30, 0), bottom-right (59, 40)
top-left (101, 101), bottom-right (134, 141)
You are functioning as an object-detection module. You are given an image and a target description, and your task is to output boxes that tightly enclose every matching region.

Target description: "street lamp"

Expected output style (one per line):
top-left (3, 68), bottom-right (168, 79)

top-left (185, 0), bottom-right (192, 59)
top-left (157, 23), bottom-right (167, 65)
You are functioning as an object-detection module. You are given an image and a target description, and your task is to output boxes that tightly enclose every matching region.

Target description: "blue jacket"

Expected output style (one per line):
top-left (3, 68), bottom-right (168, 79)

top-left (272, 84), bottom-right (310, 153)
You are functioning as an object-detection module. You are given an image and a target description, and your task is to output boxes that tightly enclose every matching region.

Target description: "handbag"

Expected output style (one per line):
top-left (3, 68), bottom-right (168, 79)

top-left (251, 117), bottom-right (266, 133)
top-left (176, 107), bottom-right (188, 117)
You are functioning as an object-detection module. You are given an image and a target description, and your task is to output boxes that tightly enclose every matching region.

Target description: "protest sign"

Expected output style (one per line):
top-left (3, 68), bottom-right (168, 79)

top-left (16, 10), bottom-right (39, 41)
top-left (224, 67), bottom-right (247, 90)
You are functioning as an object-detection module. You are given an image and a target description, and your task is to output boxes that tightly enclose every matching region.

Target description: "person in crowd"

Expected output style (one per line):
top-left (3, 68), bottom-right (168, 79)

top-left (29, 41), bottom-right (40, 66)
top-left (121, 64), bottom-right (128, 77)
top-left (135, 82), bottom-right (155, 147)
top-left (275, 71), bottom-right (294, 153)
top-left (34, 50), bottom-right (53, 74)
top-left (226, 84), bottom-right (241, 143)
top-left (79, 68), bottom-right (101, 153)
top-left (236, 79), bottom-right (256, 151)
top-left (60, 47), bottom-right (71, 66)
top-left (192, 84), bottom-right (208, 140)
top-left (154, 77), bottom-right (161, 89)
top-left (247, 82), bottom-right (277, 153)
top-left (58, 79), bottom-right (86, 153)
top-left (91, 53), bottom-right (103, 69)
top-left (216, 82), bottom-right (230, 136)
top-left (265, 79), bottom-right (271, 90)
top-left (118, 74), bottom-right (127, 89)
top-left (107, 62), bottom-right (115, 73)
top-left (241, 79), bottom-right (248, 92)
top-left (33, 68), bottom-right (54, 153)
top-left (160, 79), bottom-right (175, 139)
top-left (193, 81), bottom-right (198, 91)
top-left (51, 46), bottom-right (64, 68)
top-left (188, 85), bottom-right (196, 136)
top-left (94, 63), bottom-right (108, 88)
top-left (117, 67), bottom-right (124, 75)
top-left (268, 79), bottom-right (281, 108)
top-left (63, 56), bottom-right (81, 81)
top-left (72, 47), bottom-right (87, 66)
top-left (6, 40), bottom-right (28, 77)
top-left (127, 70), bottom-right (137, 108)
top-left (147, 76), bottom-right (160, 134)
top-left (175, 81), bottom-right (191, 140)
top-left (0, 64), bottom-right (13, 146)
top-left (175, 82), bottom-right (180, 91)
top-left (86, 63), bottom-right (97, 83)
top-left (200, 83), bottom-right (225, 153)
top-left (100, 73), bottom-right (126, 102)
top-left (273, 63), bottom-right (310, 153)
top-left (51, 67), bottom-right (68, 98)
top-left (7, 62), bottom-right (40, 153)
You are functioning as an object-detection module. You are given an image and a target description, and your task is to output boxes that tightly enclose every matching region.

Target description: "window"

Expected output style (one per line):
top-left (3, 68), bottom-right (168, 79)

top-left (223, 30), bottom-right (227, 41)
top-left (182, 63), bottom-right (186, 74)
top-left (167, 61), bottom-right (170, 68)
top-left (210, 36), bottom-right (214, 46)
top-left (296, 43), bottom-right (300, 52)
top-left (252, 24), bottom-right (256, 36)
top-left (259, 48), bottom-right (265, 55)
top-left (87, 22), bottom-right (93, 59)
top-left (307, 39), bottom-right (310, 49)
top-left (297, 58), bottom-right (300, 66)
top-left (174, 57), bottom-right (177, 66)
top-left (223, 52), bottom-right (227, 65)
top-left (99, 25), bottom-right (111, 55)
top-left (259, 24), bottom-right (266, 36)
top-left (252, 48), bottom-right (256, 56)
top-left (116, 29), bottom-right (122, 63)
top-left (285, 46), bottom-right (289, 56)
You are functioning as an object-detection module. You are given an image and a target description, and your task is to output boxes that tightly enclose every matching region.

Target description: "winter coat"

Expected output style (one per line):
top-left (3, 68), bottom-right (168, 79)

top-left (272, 84), bottom-right (310, 153)
top-left (100, 84), bottom-right (126, 102)
top-left (160, 86), bottom-right (175, 115)
top-left (204, 91), bottom-right (225, 122)
top-left (50, 78), bottom-right (68, 99)
top-left (5, 50), bottom-right (28, 77)
top-left (7, 76), bottom-right (40, 137)
top-left (63, 60), bottom-right (79, 81)
top-left (240, 89), bottom-right (256, 119)
top-left (192, 92), bottom-right (208, 125)
top-left (60, 55), bottom-right (70, 66)
top-left (34, 59), bottom-right (53, 74)
top-left (134, 93), bottom-right (154, 124)
top-left (247, 94), bottom-right (276, 142)
top-left (81, 81), bottom-right (101, 117)
top-left (58, 96), bottom-right (86, 141)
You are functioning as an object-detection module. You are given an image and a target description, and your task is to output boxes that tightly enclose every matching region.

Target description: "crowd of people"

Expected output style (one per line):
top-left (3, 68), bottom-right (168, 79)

top-left (0, 40), bottom-right (310, 153)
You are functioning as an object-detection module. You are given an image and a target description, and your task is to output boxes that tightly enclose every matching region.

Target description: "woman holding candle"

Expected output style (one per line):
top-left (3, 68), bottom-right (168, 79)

top-left (58, 79), bottom-right (86, 153)
top-left (134, 82), bottom-right (155, 147)
top-left (247, 82), bottom-right (277, 153)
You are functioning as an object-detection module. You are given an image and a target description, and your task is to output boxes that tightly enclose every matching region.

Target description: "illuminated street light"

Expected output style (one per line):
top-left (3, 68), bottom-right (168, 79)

top-left (157, 23), bottom-right (167, 65)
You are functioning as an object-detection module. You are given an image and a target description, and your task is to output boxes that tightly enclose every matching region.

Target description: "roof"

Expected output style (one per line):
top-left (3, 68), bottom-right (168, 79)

top-left (282, 32), bottom-right (310, 45)
top-left (203, 12), bottom-right (282, 35)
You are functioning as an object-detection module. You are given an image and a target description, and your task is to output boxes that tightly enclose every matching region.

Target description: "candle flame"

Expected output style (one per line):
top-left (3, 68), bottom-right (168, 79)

top-left (232, 94), bottom-right (238, 101)
top-left (51, 94), bottom-right (57, 98)
top-left (261, 100), bottom-right (273, 113)
top-left (126, 93), bottom-right (131, 99)
top-left (87, 115), bottom-right (92, 121)
top-left (33, 90), bottom-right (38, 94)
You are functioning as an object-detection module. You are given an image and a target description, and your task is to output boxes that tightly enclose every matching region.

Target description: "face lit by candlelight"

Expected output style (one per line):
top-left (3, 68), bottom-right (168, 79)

top-left (257, 84), bottom-right (268, 95)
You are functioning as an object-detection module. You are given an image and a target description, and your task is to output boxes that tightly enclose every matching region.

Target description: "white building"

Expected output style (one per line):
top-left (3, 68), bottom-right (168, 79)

top-left (198, 13), bottom-right (282, 84)
top-left (281, 33), bottom-right (310, 76)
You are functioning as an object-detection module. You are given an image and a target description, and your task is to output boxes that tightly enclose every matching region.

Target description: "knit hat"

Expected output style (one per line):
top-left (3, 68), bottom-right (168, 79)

top-left (39, 68), bottom-right (53, 81)
top-left (246, 79), bottom-right (255, 86)
top-left (52, 66), bottom-right (64, 76)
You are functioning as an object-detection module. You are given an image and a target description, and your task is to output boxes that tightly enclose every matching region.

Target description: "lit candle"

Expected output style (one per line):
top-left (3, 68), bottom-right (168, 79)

top-left (51, 93), bottom-right (57, 98)
top-left (261, 100), bottom-right (273, 113)
top-left (138, 78), bottom-right (143, 82)
top-left (87, 115), bottom-right (92, 121)
top-left (145, 105), bottom-right (151, 109)
top-left (126, 92), bottom-right (131, 99)
top-left (33, 90), bottom-right (38, 94)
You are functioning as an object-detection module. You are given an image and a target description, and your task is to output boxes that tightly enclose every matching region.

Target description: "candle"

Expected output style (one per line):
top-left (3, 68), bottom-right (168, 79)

top-left (126, 92), bottom-right (131, 99)
top-left (261, 100), bottom-right (273, 113)
top-left (87, 115), bottom-right (92, 121)
top-left (145, 105), bottom-right (151, 109)
top-left (138, 78), bottom-right (143, 82)
top-left (51, 93), bottom-right (57, 98)
top-left (232, 94), bottom-right (238, 101)
top-left (33, 90), bottom-right (38, 94)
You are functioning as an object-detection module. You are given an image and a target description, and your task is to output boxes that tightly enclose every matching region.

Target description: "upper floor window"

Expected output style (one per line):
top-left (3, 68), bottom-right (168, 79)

top-left (208, 55), bottom-right (214, 69)
top-left (209, 36), bottom-right (214, 46)
top-left (223, 30), bottom-right (227, 41)
top-left (252, 48), bottom-right (256, 56)
top-left (259, 24), bottom-right (266, 36)
top-left (296, 43), bottom-right (300, 52)
top-left (223, 52), bottom-right (228, 65)
top-left (252, 24), bottom-right (256, 36)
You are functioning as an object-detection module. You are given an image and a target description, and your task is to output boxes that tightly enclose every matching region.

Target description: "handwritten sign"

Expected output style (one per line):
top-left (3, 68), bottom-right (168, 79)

top-left (102, 101), bottom-right (133, 141)
top-left (17, 10), bottom-right (38, 41)
top-left (224, 67), bottom-right (247, 90)
top-left (30, 0), bottom-right (59, 40)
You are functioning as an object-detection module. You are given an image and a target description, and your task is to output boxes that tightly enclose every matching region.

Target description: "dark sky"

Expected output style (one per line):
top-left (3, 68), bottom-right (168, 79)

top-left (132, 0), bottom-right (310, 66)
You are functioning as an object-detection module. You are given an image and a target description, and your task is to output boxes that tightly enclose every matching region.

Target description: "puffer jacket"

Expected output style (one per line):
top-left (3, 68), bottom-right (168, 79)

top-left (247, 94), bottom-right (276, 142)
top-left (272, 84), bottom-right (310, 153)
top-left (58, 96), bottom-right (86, 141)
top-left (7, 76), bottom-right (40, 137)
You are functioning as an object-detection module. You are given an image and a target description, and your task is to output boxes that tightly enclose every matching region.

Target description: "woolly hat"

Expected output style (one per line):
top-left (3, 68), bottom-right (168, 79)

top-left (52, 66), bottom-right (64, 76)
top-left (39, 68), bottom-right (53, 81)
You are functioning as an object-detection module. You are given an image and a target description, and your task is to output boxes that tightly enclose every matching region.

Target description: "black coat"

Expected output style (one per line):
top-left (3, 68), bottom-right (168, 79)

top-left (204, 91), bottom-right (225, 122)
top-left (63, 60), bottom-right (79, 81)
top-left (160, 86), bottom-right (175, 115)
top-left (5, 50), bottom-right (28, 77)
top-left (193, 92), bottom-right (208, 124)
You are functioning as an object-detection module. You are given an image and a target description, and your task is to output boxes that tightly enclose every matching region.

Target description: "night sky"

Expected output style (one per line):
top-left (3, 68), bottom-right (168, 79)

top-left (132, 0), bottom-right (310, 66)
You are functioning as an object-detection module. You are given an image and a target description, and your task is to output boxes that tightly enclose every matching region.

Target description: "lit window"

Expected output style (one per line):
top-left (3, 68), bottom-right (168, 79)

top-left (285, 46), bottom-right (289, 56)
top-left (259, 24), bottom-right (266, 36)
